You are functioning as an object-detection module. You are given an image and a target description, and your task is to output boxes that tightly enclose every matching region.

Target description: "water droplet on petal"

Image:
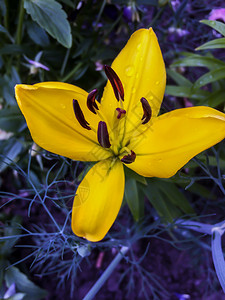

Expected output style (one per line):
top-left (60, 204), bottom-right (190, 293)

top-left (125, 66), bottom-right (134, 77)
top-left (60, 103), bottom-right (66, 109)
top-left (156, 81), bottom-right (159, 85)
top-left (137, 43), bottom-right (142, 50)
top-left (149, 96), bottom-right (154, 100)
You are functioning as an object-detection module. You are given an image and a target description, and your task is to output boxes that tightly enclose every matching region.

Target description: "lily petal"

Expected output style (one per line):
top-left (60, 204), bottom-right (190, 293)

top-left (72, 159), bottom-right (124, 242)
top-left (15, 82), bottom-right (111, 161)
top-left (128, 106), bottom-right (225, 178)
top-left (101, 28), bottom-right (166, 131)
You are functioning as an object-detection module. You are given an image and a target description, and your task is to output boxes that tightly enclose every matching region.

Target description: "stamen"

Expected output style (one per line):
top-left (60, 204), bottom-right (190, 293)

top-left (104, 65), bottom-right (124, 101)
top-left (121, 150), bottom-right (136, 164)
top-left (97, 121), bottom-right (111, 148)
top-left (116, 108), bottom-right (126, 119)
top-left (140, 97), bottom-right (152, 124)
top-left (73, 99), bottom-right (91, 130)
top-left (87, 89), bottom-right (99, 114)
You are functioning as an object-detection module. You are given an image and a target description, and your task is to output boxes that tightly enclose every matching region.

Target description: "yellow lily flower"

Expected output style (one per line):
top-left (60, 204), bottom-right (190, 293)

top-left (15, 28), bottom-right (225, 242)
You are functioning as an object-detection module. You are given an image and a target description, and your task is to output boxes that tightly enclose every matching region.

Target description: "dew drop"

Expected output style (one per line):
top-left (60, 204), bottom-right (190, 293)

top-left (149, 96), bottom-right (154, 100)
top-left (137, 43), bottom-right (142, 50)
top-left (125, 66), bottom-right (134, 77)
top-left (131, 87), bottom-right (136, 94)
top-left (60, 103), bottom-right (66, 109)
top-left (156, 81), bottom-right (159, 85)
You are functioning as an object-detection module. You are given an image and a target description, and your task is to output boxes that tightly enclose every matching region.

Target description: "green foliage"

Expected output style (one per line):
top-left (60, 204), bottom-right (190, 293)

top-left (24, 0), bottom-right (72, 48)
top-left (0, 214), bottom-right (46, 300)
top-left (167, 20), bottom-right (225, 109)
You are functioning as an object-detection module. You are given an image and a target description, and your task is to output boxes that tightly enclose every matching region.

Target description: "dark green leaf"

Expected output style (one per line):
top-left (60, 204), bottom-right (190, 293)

top-left (5, 267), bottom-right (47, 300)
top-left (0, 138), bottom-right (23, 172)
top-left (194, 67), bottom-right (225, 89)
top-left (125, 178), bottom-right (140, 221)
top-left (0, 106), bottom-right (25, 132)
top-left (26, 21), bottom-right (50, 47)
top-left (196, 38), bottom-right (225, 50)
top-left (172, 54), bottom-right (225, 70)
top-left (24, 0), bottom-right (72, 48)
top-left (165, 85), bottom-right (210, 100)
top-left (167, 69), bottom-right (192, 87)
top-left (211, 230), bottom-right (225, 292)
top-left (201, 20), bottom-right (225, 37)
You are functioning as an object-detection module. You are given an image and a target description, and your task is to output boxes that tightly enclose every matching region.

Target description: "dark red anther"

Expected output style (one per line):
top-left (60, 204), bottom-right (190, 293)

top-left (87, 89), bottom-right (99, 114)
top-left (104, 65), bottom-right (124, 101)
top-left (140, 97), bottom-right (152, 124)
top-left (121, 150), bottom-right (136, 164)
top-left (73, 99), bottom-right (91, 130)
top-left (97, 121), bottom-right (111, 148)
top-left (116, 108), bottom-right (126, 119)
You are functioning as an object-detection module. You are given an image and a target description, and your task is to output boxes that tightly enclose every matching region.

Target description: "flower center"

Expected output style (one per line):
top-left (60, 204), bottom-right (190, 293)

top-left (73, 66), bottom-right (152, 164)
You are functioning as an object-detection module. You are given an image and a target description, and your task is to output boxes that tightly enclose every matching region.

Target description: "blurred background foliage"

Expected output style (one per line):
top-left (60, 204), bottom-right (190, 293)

top-left (1, 0), bottom-right (225, 299)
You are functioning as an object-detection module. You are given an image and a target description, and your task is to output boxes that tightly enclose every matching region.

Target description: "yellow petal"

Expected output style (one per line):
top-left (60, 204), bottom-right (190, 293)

top-left (101, 28), bottom-right (166, 131)
top-left (128, 106), bottom-right (225, 178)
top-left (15, 83), bottom-right (111, 161)
top-left (72, 159), bottom-right (124, 242)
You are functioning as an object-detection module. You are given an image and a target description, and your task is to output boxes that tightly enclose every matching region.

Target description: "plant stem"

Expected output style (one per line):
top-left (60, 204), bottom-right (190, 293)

top-left (61, 62), bottom-right (82, 82)
top-left (83, 246), bottom-right (129, 300)
top-left (16, 0), bottom-right (25, 45)
top-left (4, 0), bottom-right (9, 31)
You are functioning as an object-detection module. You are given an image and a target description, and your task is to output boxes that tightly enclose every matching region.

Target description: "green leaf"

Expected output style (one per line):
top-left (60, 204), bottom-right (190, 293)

top-left (172, 54), bottom-right (225, 70)
top-left (211, 230), bottom-right (225, 293)
top-left (7, 293), bottom-right (26, 300)
top-left (26, 21), bottom-right (50, 47)
top-left (167, 69), bottom-right (192, 87)
top-left (196, 38), bottom-right (225, 50)
top-left (124, 167), bottom-right (147, 185)
top-left (144, 178), bottom-right (194, 222)
top-left (0, 106), bottom-right (25, 132)
top-left (194, 67), bottom-right (225, 89)
top-left (155, 180), bottom-right (194, 214)
top-left (165, 85), bottom-right (210, 100)
top-left (5, 267), bottom-right (47, 300)
top-left (24, 0), bottom-right (72, 48)
top-left (207, 90), bottom-right (225, 107)
top-left (144, 180), bottom-right (176, 222)
top-left (125, 178), bottom-right (140, 221)
top-left (0, 139), bottom-right (23, 172)
top-left (201, 20), bottom-right (225, 37)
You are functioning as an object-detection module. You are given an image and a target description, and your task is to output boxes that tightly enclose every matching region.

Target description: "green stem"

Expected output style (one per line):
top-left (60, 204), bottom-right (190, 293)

top-left (16, 0), bottom-right (25, 45)
top-left (61, 62), bottom-right (82, 82)
top-left (4, 0), bottom-right (9, 31)
top-left (83, 246), bottom-right (129, 300)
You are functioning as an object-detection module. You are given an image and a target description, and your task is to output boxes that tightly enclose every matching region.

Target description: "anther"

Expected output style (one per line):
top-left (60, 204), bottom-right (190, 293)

top-left (73, 99), bottom-right (91, 130)
top-left (140, 97), bottom-right (152, 124)
top-left (104, 65), bottom-right (124, 101)
top-left (116, 108), bottom-right (126, 119)
top-left (87, 89), bottom-right (99, 114)
top-left (97, 121), bottom-right (111, 148)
